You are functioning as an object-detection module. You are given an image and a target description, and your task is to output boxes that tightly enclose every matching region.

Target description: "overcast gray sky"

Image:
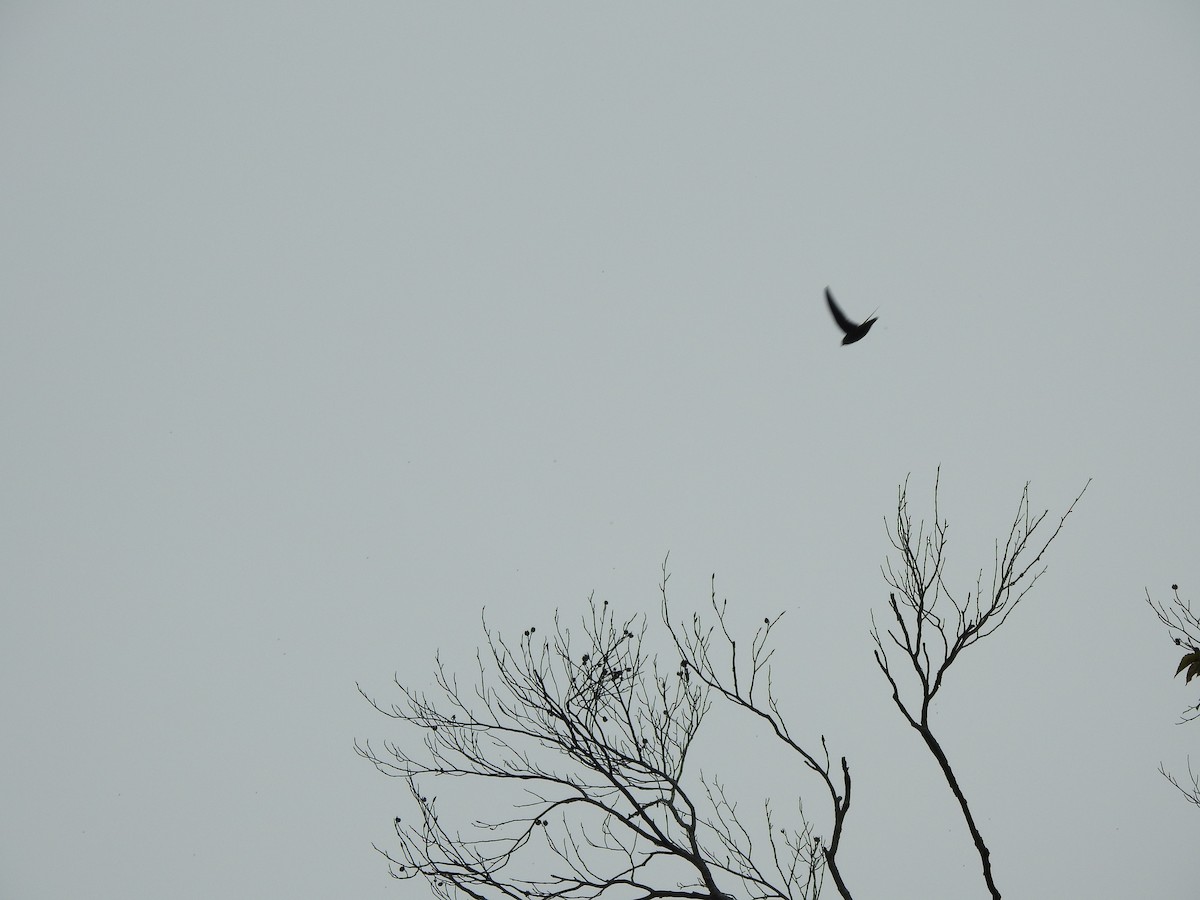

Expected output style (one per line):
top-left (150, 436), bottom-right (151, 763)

top-left (2, 3), bottom-right (1199, 898)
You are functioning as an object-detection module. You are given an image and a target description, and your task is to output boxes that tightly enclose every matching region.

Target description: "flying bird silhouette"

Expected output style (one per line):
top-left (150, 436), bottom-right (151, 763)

top-left (825, 287), bottom-right (876, 345)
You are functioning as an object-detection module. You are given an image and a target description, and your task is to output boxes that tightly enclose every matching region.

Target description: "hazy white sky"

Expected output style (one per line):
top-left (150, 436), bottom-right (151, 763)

top-left (2, 3), bottom-right (1199, 898)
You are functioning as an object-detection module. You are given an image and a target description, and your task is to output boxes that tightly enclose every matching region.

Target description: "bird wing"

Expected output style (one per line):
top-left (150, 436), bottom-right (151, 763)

top-left (825, 287), bottom-right (859, 334)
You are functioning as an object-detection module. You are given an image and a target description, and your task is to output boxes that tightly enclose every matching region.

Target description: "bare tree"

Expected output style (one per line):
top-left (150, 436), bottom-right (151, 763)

top-left (361, 474), bottom-right (1089, 900)
top-left (870, 471), bottom-right (1089, 900)
top-left (356, 596), bottom-right (828, 900)
top-left (1145, 583), bottom-right (1200, 807)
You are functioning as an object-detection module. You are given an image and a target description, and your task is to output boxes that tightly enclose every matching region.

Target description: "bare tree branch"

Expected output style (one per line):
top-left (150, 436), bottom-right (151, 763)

top-left (360, 474), bottom-right (1094, 899)
top-left (660, 563), bottom-right (852, 900)
top-left (1158, 758), bottom-right (1200, 809)
top-left (870, 471), bottom-right (1089, 900)
top-left (1145, 582), bottom-right (1200, 808)
top-left (1145, 583), bottom-right (1200, 724)
top-left (358, 594), bottom-right (827, 900)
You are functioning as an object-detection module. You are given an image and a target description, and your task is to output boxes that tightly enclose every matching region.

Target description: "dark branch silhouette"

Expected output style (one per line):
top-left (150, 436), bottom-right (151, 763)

top-left (1146, 583), bottom-right (1200, 724)
top-left (660, 566), bottom-right (854, 900)
top-left (870, 471), bottom-right (1089, 900)
top-left (360, 474), bottom-right (1093, 900)
top-left (1145, 583), bottom-right (1200, 807)
top-left (357, 596), bottom-right (827, 900)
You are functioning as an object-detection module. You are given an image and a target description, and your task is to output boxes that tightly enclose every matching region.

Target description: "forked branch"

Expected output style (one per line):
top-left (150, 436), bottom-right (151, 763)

top-left (662, 563), bottom-right (853, 900)
top-left (870, 472), bottom-right (1089, 900)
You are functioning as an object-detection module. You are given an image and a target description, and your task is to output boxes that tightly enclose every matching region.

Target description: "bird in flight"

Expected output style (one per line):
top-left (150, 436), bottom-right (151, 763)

top-left (825, 287), bottom-right (877, 345)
